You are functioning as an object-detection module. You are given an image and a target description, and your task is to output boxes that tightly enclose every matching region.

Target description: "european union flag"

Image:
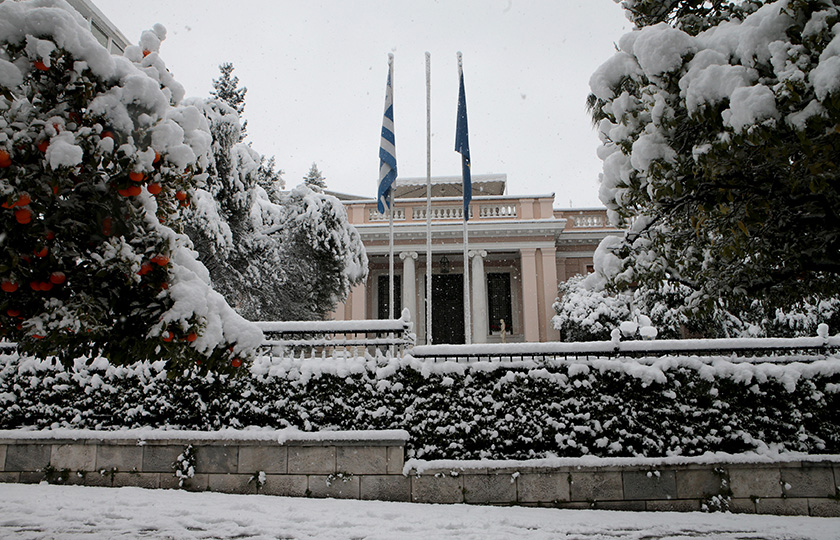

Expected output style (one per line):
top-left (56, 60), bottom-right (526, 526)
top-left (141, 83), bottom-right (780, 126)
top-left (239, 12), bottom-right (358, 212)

top-left (455, 69), bottom-right (471, 221)
top-left (377, 58), bottom-right (397, 214)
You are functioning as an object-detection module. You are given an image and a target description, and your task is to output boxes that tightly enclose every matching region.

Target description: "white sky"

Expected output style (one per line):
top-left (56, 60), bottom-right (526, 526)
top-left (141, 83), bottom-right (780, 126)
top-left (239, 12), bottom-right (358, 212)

top-left (95, 0), bottom-right (631, 207)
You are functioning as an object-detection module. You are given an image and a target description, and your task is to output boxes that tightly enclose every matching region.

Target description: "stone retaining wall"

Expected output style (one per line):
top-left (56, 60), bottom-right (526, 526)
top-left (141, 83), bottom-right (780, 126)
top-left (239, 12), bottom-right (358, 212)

top-left (1, 431), bottom-right (838, 516)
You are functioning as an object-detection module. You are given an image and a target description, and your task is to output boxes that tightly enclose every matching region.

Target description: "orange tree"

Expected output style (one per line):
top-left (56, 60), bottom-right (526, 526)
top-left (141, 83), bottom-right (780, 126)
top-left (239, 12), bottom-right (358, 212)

top-left (0, 1), bottom-right (261, 370)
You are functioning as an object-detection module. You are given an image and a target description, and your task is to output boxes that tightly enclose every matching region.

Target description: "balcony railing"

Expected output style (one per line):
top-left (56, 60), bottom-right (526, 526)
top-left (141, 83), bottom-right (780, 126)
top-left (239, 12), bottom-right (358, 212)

top-left (411, 206), bottom-right (473, 220)
top-left (572, 215), bottom-right (605, 228)
top-left (368, 208), bottom-right (406, 221)
top-left (479, 204), bottom-right (517, 218)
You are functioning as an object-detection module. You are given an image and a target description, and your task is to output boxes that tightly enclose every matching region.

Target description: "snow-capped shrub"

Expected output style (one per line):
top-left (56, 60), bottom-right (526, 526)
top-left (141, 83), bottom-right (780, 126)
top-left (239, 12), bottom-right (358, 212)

top-left (2, 350), bottom-right (838, 460)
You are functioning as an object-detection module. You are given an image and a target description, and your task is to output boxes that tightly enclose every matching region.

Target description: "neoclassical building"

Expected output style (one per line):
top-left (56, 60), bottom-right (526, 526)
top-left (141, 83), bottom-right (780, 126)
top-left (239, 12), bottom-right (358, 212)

top-left (330, 174), bottom-right (619, 344)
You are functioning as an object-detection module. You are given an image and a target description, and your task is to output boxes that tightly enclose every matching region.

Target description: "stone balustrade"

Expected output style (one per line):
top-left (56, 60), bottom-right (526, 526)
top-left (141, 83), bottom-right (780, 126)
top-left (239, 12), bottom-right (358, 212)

top-left (1, 430), bottom-right (838, 516)
top-left (368, 208), bottom-right (406, 221)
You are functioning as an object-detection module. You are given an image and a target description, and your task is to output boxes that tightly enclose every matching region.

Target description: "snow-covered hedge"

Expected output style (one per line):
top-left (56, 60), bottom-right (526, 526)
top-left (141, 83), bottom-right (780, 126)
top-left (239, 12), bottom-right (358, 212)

top-left (2, 352), bottom-right (838, 460)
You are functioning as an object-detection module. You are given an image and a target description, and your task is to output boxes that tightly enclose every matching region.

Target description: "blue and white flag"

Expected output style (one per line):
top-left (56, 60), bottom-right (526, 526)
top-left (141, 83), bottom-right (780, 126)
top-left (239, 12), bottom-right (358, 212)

top-left (377, 57), bottom-right (397, 214)
top-left (455, 69), bottom-right (471, 221)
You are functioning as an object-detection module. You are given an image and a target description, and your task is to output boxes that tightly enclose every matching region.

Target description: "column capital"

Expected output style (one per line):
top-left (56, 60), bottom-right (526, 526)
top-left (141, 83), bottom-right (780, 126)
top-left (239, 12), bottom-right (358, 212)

top-left (468, 249), bottom-right (487, 259)
top-left (519, 247), bottom-right (537, 256)
top-left (399, 251), bottom-right (418, 260)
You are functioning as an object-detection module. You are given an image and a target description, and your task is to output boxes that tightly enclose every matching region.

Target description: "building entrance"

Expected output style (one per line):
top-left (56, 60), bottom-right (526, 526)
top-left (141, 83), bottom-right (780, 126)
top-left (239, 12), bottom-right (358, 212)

top-left (431, 273), bottom-right (465, 344)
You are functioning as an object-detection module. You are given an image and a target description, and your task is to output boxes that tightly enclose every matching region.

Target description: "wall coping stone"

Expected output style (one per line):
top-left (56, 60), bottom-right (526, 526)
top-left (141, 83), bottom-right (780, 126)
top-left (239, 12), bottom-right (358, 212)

top-left (404, 454), bottom-right (840, 475)
top-left (0, 428), bottom-right (409, 447)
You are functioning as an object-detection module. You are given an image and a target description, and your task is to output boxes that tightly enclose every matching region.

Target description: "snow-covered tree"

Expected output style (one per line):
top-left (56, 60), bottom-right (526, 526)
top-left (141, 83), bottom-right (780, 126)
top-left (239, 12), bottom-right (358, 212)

top-left (279, 184), bottom-right (368, 320)
top-left (184, 101), bottom-right (366, 321)
top-left (256, 155), bottom-right (284, 204)
top-left (588, 0), bottom-right (840, 315)
top-left (303, 162), bottom-right (327, 192)
top-left (615, 0), bottom-right (763, 33)
top-left (211, 62), bottom-right (247, 140)
top-left (0, 1), bottom-right (262, 369)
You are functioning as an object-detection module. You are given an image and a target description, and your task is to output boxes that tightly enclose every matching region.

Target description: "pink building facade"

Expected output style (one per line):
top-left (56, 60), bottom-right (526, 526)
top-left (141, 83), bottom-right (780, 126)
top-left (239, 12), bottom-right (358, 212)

top-left (331, 174), bottom-right (619, 344)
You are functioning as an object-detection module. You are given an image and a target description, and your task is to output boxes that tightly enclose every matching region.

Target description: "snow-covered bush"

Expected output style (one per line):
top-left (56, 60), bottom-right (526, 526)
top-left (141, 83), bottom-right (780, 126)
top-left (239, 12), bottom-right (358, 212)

top-left (0, 0), bottom-right (261, 369)
top-left (555, 274), bottom-right (840, 341)
top-left (2, 350), bottom-right (838, 460)
top-left (589, 0), bottom-right (840, 315)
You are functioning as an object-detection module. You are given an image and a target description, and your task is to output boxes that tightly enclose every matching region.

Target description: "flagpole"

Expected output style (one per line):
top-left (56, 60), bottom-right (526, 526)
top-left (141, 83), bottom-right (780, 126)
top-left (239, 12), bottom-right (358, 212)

top-left (457, 52), bottom-right (472, 346)
top-left (377, 53), bottom-right (397, 322)
top-left (388, 54), bottom-right (395, 320)
top-left (425, 51), bottom-right (433, 345)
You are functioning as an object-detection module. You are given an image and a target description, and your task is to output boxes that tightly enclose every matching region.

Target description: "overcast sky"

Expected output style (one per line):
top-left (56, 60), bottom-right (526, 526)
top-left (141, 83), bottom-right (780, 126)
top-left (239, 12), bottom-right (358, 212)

top-left (95, 0), bottom-right (631, 207)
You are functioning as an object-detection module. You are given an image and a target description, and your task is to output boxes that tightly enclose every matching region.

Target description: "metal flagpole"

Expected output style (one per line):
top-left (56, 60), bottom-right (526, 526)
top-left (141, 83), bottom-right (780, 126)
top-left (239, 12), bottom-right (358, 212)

top-left (389, 189), bottom-right (394, 319)
top-left (425, 52), bottom-right (433, 344)
top-left (457, 52), bottom-right (472, 345)
top-left (388, 55), bottom-right (395, 320)
top-left (377, 53), bottom-right (397, 321)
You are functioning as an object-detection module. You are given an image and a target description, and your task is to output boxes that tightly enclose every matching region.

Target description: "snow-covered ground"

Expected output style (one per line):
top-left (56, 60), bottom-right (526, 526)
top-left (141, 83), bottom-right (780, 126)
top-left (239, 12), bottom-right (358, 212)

top-left (1, 484), bottom-right (838, 540)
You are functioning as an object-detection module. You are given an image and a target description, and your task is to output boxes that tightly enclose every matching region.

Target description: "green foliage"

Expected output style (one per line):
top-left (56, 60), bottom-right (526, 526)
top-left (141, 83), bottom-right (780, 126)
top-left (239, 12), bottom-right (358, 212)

top-left (3, 352), bottom-right (838, 460)
top-left (591, 0), bottom-right (840, 317)
top-left (303, 162), bottom-right (327, 192)
top-left (0, 33), bottom-right (222, 369)
top-left (211, 63), bottom-right (247, 140)
top-left (619, 0), bottom-right (763, 34)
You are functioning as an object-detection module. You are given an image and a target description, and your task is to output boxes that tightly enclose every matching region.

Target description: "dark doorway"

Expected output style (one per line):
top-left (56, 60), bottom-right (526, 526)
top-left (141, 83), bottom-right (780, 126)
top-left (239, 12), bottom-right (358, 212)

top-left (431, 273), bottom-right (465, 344)
top-left (487, 273), bottom-right (512, 334)
top-left (377, 274), bottom-right (401, 319)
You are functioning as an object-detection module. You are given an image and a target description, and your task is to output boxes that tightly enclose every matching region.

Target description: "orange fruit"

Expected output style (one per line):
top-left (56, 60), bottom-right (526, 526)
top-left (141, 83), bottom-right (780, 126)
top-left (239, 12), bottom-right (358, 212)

top-left (49, 272), bottom-right (66, 285)
top-left (175, 190), bottom-right (187, 201)
top-left (34, 247), bottom-right (48, 258)
top-left (0, 149), bottom-right (10, 167)
top-left (7, 308), bottom-right (20, 317)
top-left (162, 330), bottom-right (173, 342)
top-left (34, 60), bottom-right (49, 71)
top-left (137, 262), bottom-right (153, 276)
top-left (185, 332), bottom-right (197, 342)
top-left (1, 281), bottom-right (18, 293)
top-left (150, 255), bottom-right (169, 266)
top-left (129, 171), bottom-right (145, 182)
top-left (142, 49), bottom-right (151, 57)
top-left (153, 152), bottom-right (161, 163)
top-left (15, 208), bottom-right (31, 224)
top-left (16, 194), bottom-right (31, 207)
top-left (146, 183), bottom-right (162, 195)
top-left (231, 358), bottom-right (242, 368)
top-left (100, 131), bottom-right (115, 140)
top-left (37, 140), bottom-right (49, 153)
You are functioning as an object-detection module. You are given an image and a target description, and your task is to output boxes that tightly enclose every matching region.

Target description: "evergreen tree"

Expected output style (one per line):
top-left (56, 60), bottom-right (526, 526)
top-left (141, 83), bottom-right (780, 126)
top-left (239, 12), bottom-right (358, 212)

top-left (0, 1), bottom-right (261, 370)
top-left (303, 162), bottom-right (327, 192)
top-left (256, 155), bottom-right (285, 204)
top-left (211, 62), bottom-right (247, 140)
top-left (184, 101), bottom-right (366, 321)
top-left (587, 0), bottom-right (840, 316)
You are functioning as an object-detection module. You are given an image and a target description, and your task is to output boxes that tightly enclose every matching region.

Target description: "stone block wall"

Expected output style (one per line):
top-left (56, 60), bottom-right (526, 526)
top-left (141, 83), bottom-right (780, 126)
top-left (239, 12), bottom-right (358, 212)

top-left (1, 431), bottom-right (839, 516)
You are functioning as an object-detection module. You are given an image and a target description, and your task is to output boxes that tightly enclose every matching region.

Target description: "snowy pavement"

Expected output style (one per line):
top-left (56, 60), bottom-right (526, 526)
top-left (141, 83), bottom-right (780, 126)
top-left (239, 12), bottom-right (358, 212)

top-left (1, 484), bottom-right (838, 539)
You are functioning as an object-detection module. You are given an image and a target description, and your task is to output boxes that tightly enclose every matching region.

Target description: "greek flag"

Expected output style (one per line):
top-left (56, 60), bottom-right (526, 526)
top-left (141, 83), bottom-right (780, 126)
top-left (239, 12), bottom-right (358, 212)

top-left (455, 69), bottom-right (471, 221)
top-left (377, 58), bottom-right (397, 214)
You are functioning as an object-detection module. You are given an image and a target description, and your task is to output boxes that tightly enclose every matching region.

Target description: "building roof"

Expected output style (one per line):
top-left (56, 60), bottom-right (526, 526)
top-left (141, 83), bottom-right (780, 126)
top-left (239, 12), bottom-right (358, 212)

top-left (393, 173), bottom-right (506, 198)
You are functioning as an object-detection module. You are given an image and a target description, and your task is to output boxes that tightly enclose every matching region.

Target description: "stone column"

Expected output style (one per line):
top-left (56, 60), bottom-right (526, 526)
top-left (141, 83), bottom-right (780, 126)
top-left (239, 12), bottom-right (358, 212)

top-left (350, 279), bottom-right (367, 321)
top-left (399, 251), bottom-right (417, 322)
top-left (520, 248), bottom-right (540, 342)
top-left (470, 250), bottom-right (488, 344)
top-left (540, 247), bottom-right (561, 341)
